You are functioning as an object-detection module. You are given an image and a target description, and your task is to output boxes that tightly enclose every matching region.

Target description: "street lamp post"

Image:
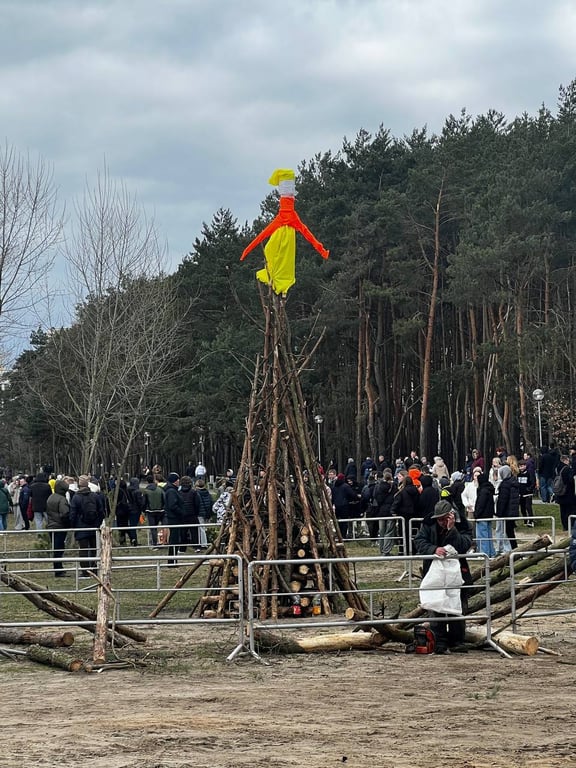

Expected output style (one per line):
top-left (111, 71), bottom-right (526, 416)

top-left (532, 389), bottom-right (544, 448)
top-left (314, 415), bottom-right (324, 464)
top-left (144, 431), bottom-right (151, 468)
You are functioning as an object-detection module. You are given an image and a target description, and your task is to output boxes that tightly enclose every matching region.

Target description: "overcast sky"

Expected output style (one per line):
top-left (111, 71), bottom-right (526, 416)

top-left (1, 0), bottom-right (575, 274)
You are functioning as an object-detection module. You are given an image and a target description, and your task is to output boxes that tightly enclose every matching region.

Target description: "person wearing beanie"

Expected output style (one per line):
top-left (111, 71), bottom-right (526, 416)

top-left (414, 499), bottom-right (473, 654)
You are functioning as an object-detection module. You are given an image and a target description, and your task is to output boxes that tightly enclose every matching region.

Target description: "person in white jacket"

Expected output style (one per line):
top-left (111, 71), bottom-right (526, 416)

top-left (461, 467), bottom-right (483, 519)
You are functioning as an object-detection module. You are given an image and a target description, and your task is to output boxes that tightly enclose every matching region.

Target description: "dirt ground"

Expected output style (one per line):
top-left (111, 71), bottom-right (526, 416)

top-left (2, 610), bottom-right (576, 768)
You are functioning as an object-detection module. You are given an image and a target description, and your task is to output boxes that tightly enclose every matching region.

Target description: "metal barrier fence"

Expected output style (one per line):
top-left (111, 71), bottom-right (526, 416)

top-left (1, 519), bottom-right (573, 661)
top-left (243, 552), bottom-right (503, 660)
top-left (508, 547), bottom-right (574, 631)
top-left (340, 513), bottom-right (556, 550)
top-left (0, 526), bottom-right (245, 655)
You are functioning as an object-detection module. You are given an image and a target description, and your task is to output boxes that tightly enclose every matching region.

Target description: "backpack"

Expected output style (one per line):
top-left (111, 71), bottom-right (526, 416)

top-left (81, 493), bottom-right (99, 527)
top-left (553, 468), bottom-right (567, 498)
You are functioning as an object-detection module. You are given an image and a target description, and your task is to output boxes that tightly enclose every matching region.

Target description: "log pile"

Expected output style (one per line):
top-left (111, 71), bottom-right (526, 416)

top-left (181, 287), bottom-right (368, 622)
top-left (0, 558), bottom-right (147, 671)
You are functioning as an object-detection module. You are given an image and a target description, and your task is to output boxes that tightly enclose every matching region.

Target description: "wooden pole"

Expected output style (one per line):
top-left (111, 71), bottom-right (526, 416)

top-left (93, 524), bottom-right (113, 663)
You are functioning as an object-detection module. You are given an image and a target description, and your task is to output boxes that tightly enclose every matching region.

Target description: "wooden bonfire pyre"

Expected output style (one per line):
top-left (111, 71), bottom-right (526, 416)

top-left (194, 287), bottom-right (367, 621)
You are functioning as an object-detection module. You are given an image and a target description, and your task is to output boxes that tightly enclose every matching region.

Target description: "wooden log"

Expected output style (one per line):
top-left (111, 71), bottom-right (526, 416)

top-left (93, 524), bottom-right (113, 664)
top-left (0, 628), bottom-right (74, 648)
top-left (26, 644), bottom-right (84, 672)
top-left (254, 628), bottom-right (387, 654)
top-left (300, 535), bottom-right (309, 544)
top-left (296, 548), bottom-right (307, 558)
top-left (289, 579), bottom-right (304, 593)
top-left (0, 568), bottom-right (146, 645)
top-left (297, 564), bottom-right (310, 576)
top-left (465, 626), bottom-right (539, 656)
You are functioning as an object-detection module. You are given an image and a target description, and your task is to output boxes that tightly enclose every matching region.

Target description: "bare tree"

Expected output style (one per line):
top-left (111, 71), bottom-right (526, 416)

top-left (0, 143), bottom-right (63, 352)
top-left (29, 170), bottom-right (182, 480)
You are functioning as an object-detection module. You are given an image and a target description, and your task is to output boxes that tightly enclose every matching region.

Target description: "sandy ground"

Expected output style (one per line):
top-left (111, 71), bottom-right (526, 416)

top-left (2, 612), bottom-right (576, 768)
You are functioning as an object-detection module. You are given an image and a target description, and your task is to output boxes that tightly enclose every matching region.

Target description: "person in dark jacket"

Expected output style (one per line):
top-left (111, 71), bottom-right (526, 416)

top-left (18, 476), bottom-right (31, 531)
top-left (391, 474), bottom-right (420, 555)
top-left (554, 454), bottom-right (576, 532)
top-left (447, 472), bottom-right (466, 518)
top-left (46, 478), bottom-right (70, 577)
top-left (414, 499), bottom-right (473, 653)
top-left (331, 473), bottom-right (359, 539)
top-left (164, 472), bottom-right (184, 566)
top-left (419, 474), bottom-right (440, 522)
top-left (517, 457), bottom-right (536, 527)
top-left (115, 479), bottom-right (133, 546)
top-left (70, 475), bottom-right (105, 578)
top-left (143, 474), bottom-right (165, 548)
top-left (127, 477), bottom-right (146, 547)
top-left (29, 472), bottom-right (52, 530)
top-left (569, 518), bottom-right (576, 573)
top-left (496, 465), bottom-right (520, 551)
top-left (179, 476), bottom-right (200, 551)
top-left (344, 458), bottom-right (357, 482)
top-left (195, 478), bottom-right (213, 549)
top-left (538, 446), bottom-right (558, 503)
top-left (373, 471), bottom-right (396, 554)
top-left (473, 473), bottom-right (495, 557)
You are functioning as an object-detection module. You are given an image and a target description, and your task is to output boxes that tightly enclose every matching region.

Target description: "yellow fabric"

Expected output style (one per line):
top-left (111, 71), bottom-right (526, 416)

top-left (268, 168), bottom-right (295, 186)
top-left (257, 225), bottom-right (296, 294)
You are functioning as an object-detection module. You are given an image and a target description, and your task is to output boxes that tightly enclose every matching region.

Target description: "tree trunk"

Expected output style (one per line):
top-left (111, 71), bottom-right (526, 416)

top-left (26, 644), bottom-right (84, 672)
top-left (0, 628), bottom-right (74, 647)
top-left (465, 626), bottom-right (539, 656)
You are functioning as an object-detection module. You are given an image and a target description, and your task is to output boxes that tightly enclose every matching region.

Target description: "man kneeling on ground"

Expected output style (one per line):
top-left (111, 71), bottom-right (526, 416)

top-left (414, 499), bottom-right (473, 654)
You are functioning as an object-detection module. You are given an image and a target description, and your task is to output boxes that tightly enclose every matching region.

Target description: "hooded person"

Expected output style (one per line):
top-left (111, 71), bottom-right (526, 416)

top-left (446, 471), bottom-right (466, 517)
top-left (419, 473), bottom-right (440, 521)
top-left (473, 472), bottom-right (495, 557)
top-left (495, 464), bottom-right (519, 553)
top-left (331, 473), bottom-right (360, 540)
top-left (46, 478), bottom-right (70, 577)
top-left (432, 456), bottom-right (450, 480)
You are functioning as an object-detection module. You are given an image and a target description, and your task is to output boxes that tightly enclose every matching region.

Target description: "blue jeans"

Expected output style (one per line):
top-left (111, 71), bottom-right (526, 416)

top-left (0, 512), bottom-right (7, 531)
top-left (475, 520), bottom-right (495, 558)
top-left (539, 475), bottom-right (553, 503)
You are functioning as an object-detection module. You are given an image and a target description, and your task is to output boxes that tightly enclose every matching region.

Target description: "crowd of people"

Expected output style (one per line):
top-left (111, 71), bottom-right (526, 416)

top-left (322, 445), bottom-right (575, 555)
top-left (0, 462), bottom-right (236, 577)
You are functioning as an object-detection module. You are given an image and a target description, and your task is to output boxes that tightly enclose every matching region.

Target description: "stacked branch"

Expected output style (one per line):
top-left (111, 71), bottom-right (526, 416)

top-left (192, 288), bottom-right (368, 621)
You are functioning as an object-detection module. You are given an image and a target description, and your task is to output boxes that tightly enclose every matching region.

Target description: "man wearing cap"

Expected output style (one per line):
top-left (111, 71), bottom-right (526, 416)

top-left (414, 499), bottom-right (473, 654)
